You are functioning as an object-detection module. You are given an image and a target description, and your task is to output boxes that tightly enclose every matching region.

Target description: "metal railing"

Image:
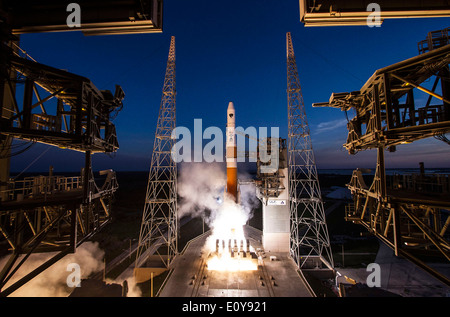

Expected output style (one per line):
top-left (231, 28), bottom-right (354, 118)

top-left (387, 173), bottom-right (450, 195)
top-left (418, 27), bottom-right (450, 54)
top-left (1, 175), bottom-right (82, 202)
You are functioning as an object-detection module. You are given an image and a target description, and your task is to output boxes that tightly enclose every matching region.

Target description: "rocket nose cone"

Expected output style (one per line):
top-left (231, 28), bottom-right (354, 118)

top-left (228, 102), bottom-right (234, 111)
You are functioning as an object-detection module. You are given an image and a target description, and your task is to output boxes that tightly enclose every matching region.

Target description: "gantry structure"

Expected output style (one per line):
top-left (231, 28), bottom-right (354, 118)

top-left (0, 0), bottom-right (163, 296)
top-left (135, 36), bottom-right (178, 269)
top-left (256, 138), bottom-right (287, 201)
top-left (286, 32), bottom-right (334, 271)
top-left (299, 0), bottom-right (450, 27)
top-left (0, 33), bottom-right (122, 297)
top-left (314, 28), bottom-right (450, 286)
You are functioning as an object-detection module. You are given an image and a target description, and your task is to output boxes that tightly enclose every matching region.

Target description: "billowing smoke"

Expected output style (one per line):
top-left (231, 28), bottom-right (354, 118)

top-left (238, 173), bottom-right (261, 220)
top-left (177, 162), bottom-right (260, 254)
top-left (0, 241), bottom-right (105, 297)
top-left (177, 162), bottom-right (226, 222)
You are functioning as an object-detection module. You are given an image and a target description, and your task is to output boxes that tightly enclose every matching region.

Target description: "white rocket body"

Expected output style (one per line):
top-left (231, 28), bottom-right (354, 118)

top-left (226, 102), bottom-right (238, 202)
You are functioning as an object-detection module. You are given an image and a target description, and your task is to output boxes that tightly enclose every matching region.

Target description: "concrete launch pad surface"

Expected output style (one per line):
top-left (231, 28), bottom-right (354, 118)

top-left (159, 226), bottom-right (312, 297)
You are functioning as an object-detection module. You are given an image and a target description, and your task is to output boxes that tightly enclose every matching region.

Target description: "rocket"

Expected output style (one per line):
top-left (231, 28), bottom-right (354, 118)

top-left (226, 101), bottom-right (239, 203)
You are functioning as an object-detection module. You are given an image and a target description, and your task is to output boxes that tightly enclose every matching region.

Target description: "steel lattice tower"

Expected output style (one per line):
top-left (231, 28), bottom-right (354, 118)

top-left (136, 36), bottom-right (178, 269)
top-left (286, 32), bottom-right (334, 269)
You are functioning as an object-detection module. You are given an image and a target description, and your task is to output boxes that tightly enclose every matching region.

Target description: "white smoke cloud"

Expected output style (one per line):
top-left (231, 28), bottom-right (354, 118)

top-left (0, 241), bottom-right (105, 297)
top-left (177, 162), bottom-right (260, 222)
top-left (177, 162), bottom-right (226, 221)
top-left (238, 176), bottom-right (260, 220)
top-left (177, 162), bottom-right (260, 254)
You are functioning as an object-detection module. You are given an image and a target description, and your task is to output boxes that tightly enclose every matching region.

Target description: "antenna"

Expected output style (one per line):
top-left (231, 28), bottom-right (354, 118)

top-left (136, 36), bottom-right (178, 269)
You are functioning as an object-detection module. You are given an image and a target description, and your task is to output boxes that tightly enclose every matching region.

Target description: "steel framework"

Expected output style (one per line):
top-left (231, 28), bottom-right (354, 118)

top-left (418, 27), bottom-right (450, 54)
top-left (314, 43), bottom-right (450, 154)
top-left (0, 39), bottom-right (122, 296)
top-left (0, 0), bottom-right (164, 296)
top-left (135, 36), bottom-right (177, 269)
top-left (0, 165), bottom-right (118, 296)
top-left (286, 32), bottom-right (334, 270)
top-left (256, 138), bottom-right (287, 200)
top-left (4, 0), bottom-right (163, 36)
top-left (1, 52), bottom-right (123, 154)
top-left (299, 0), bottom-right (450, 27)
top-left (313, 32), bottom-right (450, 286)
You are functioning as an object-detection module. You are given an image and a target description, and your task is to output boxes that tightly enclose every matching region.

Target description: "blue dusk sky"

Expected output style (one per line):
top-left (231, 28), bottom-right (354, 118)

top-left (10, 0), bottom-right (450, 173)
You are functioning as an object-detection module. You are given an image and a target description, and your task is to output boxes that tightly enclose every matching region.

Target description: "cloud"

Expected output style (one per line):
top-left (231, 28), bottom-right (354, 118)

top-left (177, 162), bottom-right (260, 252)
top-left (314, 119), bottom-right (348, 134)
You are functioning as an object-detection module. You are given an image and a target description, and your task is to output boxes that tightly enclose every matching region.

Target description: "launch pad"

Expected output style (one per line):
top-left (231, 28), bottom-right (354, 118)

top-left (159, 226), bottom-right (313, 297)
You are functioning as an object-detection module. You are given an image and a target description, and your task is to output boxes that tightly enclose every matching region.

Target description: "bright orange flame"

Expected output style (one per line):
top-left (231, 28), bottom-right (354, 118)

top-left (204, 198), bottom-right (257, 271)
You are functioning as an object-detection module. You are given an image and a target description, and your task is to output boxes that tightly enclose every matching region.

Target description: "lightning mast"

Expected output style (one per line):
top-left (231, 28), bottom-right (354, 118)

top-left (286, 32), bottom-right (334, 270)
top-left (136, 36), bottom-right (177, 269)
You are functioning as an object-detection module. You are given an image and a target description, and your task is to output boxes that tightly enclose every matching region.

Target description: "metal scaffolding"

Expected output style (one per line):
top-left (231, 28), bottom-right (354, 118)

top-left (314, 30), bottom-right (450, 286)
top-left (136, 36), bottom-right (178, 269)
top-left (0, 36), bottom-right (122, 296)
top-left (256, 138), bottom-right (287, 200)
top-left (286, 32), bottom-right (334, 270)
top-left (0, 0), bottom-right (163, 296)
top-left (1, 53), bottom-right (123, 153)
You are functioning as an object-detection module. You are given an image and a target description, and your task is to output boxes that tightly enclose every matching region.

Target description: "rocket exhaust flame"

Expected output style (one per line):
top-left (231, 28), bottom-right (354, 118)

top-left (177, 103), bottom-right (259, 272)
top-left (207, 236), bottom-right (257, 272)
top-left (202, 194), bottom-right (258, 271)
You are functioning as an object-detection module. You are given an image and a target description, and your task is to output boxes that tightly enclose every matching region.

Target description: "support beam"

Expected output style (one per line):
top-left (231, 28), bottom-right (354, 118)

top-left (390, 73), bottom-right (450, 105)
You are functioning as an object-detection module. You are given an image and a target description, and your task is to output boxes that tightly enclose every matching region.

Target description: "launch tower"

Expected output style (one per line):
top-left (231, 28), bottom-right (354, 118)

top-left (135, 36), bottom-right (178, 270)
top-left (286, 32), bottom-right (334, 270)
